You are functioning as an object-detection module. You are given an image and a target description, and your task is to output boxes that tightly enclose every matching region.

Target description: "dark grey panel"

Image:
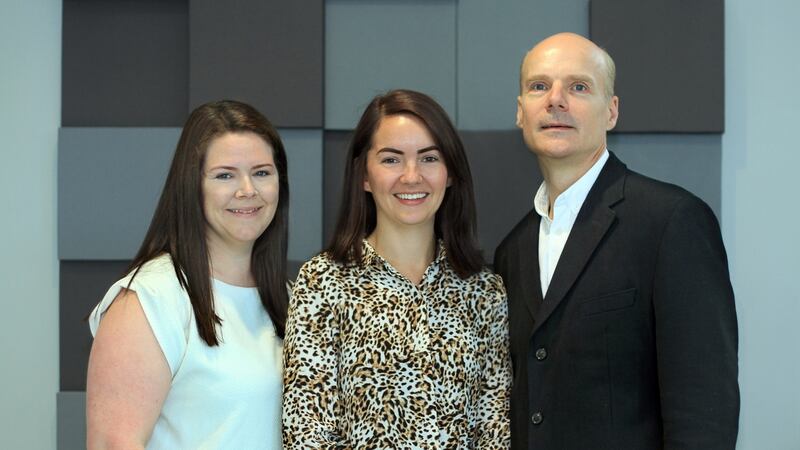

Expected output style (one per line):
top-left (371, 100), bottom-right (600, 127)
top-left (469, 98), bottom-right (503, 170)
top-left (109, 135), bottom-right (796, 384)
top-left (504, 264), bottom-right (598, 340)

top-left (58, 128), bottom-right (181, 260)
top-left (461, 131), bottom-right (542, 261)
top-left (609, 134), bottom-right (722, 219)
top-left (322, 131), bottom-right (353, 245)
top-left (60, 260), bottom-right (130, 391)
top-left (57, 391), bottom-right (87, 450)
top-left (62, 0), bottom-right (188, 126)
top-left (457, 0), bottom-right (589, 130)
top-left (591, 0), bottom-right (724, 132)
top-left (189, 0), bottom-right (324, 128)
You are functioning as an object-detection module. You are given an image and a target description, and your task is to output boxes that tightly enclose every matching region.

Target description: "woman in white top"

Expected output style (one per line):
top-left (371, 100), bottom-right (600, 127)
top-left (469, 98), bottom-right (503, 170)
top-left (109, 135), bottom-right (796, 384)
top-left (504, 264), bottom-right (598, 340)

top-left (86, 100), bottom-right (289, 449)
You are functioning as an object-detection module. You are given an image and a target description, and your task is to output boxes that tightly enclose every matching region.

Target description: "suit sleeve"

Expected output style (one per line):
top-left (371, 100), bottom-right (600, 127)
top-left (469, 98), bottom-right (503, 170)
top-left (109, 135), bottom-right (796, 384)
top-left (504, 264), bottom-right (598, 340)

top-left (653, 196), bottom-right (739, 449)
top-left (282, 259), bottom-right (351, 450)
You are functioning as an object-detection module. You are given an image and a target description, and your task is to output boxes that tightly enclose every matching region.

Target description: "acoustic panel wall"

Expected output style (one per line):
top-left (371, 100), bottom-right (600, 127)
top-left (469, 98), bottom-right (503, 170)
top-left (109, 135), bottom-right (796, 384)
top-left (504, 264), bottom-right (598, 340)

top-left (325, 0), bottom-right (457, 129)
top-left (590, 0), bottom-right (724, 132)
top-left (62, 0), bottom-right (188, 126)
top-left (457, 0), bottom-right (589, 130)
top-left (189, 0), bottom-right (324, 128)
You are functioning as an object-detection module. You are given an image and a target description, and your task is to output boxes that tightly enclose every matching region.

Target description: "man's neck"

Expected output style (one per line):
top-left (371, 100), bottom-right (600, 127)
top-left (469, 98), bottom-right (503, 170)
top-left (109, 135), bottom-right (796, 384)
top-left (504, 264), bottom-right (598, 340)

top-left (538, 147), bottom-right (606, 217)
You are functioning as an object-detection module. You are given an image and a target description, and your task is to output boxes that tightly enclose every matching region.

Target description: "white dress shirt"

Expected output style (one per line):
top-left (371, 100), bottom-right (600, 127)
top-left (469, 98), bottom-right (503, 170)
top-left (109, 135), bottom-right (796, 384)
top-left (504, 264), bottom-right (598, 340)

top-left (534, 150), bottom-right (609, 296)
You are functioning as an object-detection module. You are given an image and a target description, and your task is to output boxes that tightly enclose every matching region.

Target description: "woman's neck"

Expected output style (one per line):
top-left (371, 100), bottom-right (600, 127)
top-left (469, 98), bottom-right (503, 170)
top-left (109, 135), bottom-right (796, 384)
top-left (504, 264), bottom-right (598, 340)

top-left (206, 240), bottom-right (255, 287)
top-left (367, 223), bottom-right (437, 285)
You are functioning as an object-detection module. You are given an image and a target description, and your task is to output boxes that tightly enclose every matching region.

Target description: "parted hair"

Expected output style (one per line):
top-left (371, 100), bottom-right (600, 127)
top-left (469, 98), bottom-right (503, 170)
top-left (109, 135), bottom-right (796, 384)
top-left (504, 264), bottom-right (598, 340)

top-left (126, 100), bottom-right (289, 344)
top-left (327, 89), bottom-right (484, 278)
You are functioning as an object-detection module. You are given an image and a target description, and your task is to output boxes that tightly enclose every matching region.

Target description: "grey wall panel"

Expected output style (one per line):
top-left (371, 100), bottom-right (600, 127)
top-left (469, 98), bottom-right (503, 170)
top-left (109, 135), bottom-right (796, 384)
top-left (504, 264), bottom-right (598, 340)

top-left (60, 260), bottom-right (130, 391)
top-left (282, 129), bottom-right (324, 261)
top-left (62, 0), bottom-right (188, 126)
top-left (58, 128), bottom-right (181, 260)
top-left (57, 391), bottom-right (87, 450)
top-left (457, 0), bottom-right (589, 130)
top-left (325, 0), bottom-right (457, 130)
top-left (188, 0), bottom-right (324, 128)
top-left (461, 131), bottom-right (542, 261)
top-left (322, 131), bottom-right (353, 245)
top-left (609, 134), bottom-right (722, 218)
top-left (591, 0), bottom-right (724, 132)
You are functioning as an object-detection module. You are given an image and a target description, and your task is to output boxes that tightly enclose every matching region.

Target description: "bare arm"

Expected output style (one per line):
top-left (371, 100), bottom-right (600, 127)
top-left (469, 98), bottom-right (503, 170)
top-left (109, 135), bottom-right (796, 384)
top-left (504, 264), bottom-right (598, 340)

top-left (86, 289), bottom-right (172, 450)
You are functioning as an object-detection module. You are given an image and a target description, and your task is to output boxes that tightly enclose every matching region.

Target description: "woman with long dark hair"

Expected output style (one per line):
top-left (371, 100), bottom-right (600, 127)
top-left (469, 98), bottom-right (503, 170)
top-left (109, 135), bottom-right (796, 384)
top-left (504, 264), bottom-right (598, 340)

top-left (283, 89), bottom-right (511, 448)
top-left (86, 100), bottom-right (288, 449)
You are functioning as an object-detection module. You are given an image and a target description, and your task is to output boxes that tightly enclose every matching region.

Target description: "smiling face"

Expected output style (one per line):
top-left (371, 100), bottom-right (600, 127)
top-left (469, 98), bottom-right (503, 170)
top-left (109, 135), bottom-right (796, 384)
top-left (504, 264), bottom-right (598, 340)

top-left (517, 33), bottom-right (619, 167)
top-left (202, 131), bottom-right (279, 254)
top-left (363, 114), bottom-right (451, 232)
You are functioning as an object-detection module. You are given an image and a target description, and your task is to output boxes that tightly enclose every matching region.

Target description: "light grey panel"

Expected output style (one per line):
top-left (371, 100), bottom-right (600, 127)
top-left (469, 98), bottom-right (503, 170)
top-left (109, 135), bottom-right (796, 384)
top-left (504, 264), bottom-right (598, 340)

top-left (59, 128), bottom-right (181, 260)
top-left (57, 391), bottom-right (86, 450)
top-left (189, 0), bottom-right (324, 128)
top-left (609, 134), bottom-right (722, 219)
top-left (282, 129), bottom-right (324, 261)
top-left (325, 0), bottom-right (457, 130)
top-left (457, 0), bottom-right (589, 130)
top-left (461, 131), bottom-right (542, 261)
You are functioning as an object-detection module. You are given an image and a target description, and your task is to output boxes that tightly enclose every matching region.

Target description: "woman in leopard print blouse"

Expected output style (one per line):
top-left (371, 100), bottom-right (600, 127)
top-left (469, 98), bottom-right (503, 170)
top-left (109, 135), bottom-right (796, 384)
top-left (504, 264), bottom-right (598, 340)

top-left (283, 89), bottom-right (511, 449)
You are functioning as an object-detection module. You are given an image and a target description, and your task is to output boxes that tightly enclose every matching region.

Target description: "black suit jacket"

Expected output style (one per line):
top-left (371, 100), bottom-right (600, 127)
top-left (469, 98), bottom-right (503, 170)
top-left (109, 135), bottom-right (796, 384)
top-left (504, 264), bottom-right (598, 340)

top-left (494, 152), bottom-right (739, 449)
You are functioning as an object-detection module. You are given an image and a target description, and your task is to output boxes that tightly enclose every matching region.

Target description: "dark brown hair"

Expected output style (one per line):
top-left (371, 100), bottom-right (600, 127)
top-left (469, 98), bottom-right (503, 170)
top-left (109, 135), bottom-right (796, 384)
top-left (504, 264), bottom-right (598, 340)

top-left (126, 100), bottom-right (289, 344)
top-left (327, 89), bottom-right (483, 278)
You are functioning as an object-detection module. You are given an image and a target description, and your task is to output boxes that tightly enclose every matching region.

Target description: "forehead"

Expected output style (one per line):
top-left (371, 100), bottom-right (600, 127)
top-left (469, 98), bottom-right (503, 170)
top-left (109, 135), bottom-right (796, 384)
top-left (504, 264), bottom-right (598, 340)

top-left (372, 114), bottom-right (435, 145)
top-left (205, 132), bottom-right (273, 162)
top-left (521, 43), bottom-right (605, 83)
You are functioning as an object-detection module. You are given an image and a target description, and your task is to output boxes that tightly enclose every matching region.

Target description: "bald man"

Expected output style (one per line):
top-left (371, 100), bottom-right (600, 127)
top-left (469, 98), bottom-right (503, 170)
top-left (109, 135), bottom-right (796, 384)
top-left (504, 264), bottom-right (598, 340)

top-left (493, 33), bottom-right (739, 449)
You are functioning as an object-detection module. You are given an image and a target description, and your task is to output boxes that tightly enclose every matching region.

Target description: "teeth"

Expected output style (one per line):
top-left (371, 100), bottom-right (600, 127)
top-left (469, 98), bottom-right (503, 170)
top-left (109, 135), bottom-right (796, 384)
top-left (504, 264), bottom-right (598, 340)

top-left (230, 208), bottom-right (259, 213)
top-left (396, 193), bottom-right (427, 200)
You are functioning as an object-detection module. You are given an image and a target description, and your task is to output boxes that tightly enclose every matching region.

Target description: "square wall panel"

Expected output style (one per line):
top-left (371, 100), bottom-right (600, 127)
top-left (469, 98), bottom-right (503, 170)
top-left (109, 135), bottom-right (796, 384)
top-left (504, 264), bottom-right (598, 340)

top-left (322, 131), bottom-right (353, 244)
top-left (325, 0), bottom-right (457, 130)
top-left (58, 391), bottom-right (87, 449)
top-left (62, 0), bottom-right (188, 126)
top-left (609, 134), bottom-right (722, 218)
top-left (59, 128), bottom-right (181, 260)
top-left (189, 0), bottom-right (324, 128)
top-left (281, 129), bottom-right (324, 261)
top-left (457, 0), bottom-right (589, 130)
top-left (591, 0), bottom-right (724, 132)
top-left (461, 131), bottom-right (542, 262)
top-left (60, 260), bottom-right (130, 391)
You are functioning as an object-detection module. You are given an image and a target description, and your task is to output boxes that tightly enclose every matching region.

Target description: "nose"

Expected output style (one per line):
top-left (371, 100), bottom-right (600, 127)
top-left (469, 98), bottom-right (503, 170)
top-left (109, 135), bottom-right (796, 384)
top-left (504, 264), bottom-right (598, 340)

top-left (235, 176), bottom-right (258, 198)
top-left (546, 82), bottom-right (568, 111)
top-left (400, 161), bottom-right (422, 184)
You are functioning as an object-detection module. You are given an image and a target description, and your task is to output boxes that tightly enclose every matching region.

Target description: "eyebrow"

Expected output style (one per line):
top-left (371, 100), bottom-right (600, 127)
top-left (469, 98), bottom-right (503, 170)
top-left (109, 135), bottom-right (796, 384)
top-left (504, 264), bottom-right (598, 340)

top-left (207, 163), bottom-right (275, 171)
top-left (524, 73), bottom-right (597, 84)
top-left (376, 145), bottom-right (439, 154)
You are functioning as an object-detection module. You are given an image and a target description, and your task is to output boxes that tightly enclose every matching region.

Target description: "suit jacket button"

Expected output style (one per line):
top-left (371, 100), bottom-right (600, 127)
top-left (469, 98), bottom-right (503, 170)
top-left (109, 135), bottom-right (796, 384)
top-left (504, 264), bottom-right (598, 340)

top-left (531, 412), bottom-right (543, 425)
top-left (535, 347), bottom-right (547, 360)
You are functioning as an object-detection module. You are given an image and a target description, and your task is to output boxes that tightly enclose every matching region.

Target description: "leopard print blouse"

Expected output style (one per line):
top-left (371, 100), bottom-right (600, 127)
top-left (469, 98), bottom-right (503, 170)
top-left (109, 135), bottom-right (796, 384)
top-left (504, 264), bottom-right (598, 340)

top-left (283, 240), bottom-right (511, 449)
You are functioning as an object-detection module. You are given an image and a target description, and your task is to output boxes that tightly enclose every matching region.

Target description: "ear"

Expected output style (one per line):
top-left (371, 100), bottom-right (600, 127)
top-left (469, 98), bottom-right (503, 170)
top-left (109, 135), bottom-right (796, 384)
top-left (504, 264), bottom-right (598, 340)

top-left (446, 176), bottom-right (453, 188)
top-left (363, 177), bottom-right (372, 193)
top-left (515, 96), bottom-right (524, 129)
top-left (606, 95), bottom-right (619, 131)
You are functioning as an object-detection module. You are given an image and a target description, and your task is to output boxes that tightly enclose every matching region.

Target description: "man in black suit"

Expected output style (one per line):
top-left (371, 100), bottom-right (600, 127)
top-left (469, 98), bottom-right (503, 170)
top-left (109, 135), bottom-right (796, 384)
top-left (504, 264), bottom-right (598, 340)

top-left (494, 32), bottom-right (739, 449)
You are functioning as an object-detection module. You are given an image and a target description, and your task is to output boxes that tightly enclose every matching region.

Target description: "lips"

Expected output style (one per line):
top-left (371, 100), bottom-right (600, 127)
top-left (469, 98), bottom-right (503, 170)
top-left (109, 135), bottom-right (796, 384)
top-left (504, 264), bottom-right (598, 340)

top-left (540, 122), bottom-right (574, 130)
top-left (227, 207), bottom-right (262, 215)
top-left (395, 192), bottom-right (428, 200)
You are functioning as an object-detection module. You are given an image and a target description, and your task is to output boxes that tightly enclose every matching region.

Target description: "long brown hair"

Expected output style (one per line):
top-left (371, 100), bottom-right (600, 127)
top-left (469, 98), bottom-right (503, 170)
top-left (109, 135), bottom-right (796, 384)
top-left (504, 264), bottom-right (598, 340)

top-left (127, 100), bottom-right (289, 344)
top-left (327, 89), bottom-right (483, 278)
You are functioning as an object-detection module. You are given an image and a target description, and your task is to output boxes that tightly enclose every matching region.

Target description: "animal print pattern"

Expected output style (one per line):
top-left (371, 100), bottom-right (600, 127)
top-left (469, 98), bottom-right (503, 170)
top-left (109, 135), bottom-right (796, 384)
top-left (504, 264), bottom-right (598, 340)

top-left (283, 240), bottom-right (511, 449)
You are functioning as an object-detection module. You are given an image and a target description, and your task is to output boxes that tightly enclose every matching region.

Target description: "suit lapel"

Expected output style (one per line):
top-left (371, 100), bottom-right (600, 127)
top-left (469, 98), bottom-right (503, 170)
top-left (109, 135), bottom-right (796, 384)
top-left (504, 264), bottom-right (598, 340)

top-left (514, 211), bottom-right (544, 322)
top-left (532, 153), bottom-right (627, 335)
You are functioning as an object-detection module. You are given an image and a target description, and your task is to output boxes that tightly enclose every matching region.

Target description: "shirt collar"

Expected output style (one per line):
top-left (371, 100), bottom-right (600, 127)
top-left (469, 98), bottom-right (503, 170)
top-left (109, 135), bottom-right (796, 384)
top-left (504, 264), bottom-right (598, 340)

top-left (361, 239), bottom-right (447, 271)
top-left (534, 149), bottom-right (609, 220)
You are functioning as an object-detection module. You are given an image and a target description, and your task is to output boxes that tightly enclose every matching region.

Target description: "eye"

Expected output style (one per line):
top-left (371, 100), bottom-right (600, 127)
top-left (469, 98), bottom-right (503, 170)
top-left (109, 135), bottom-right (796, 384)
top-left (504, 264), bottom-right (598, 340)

top-left (530, 82), bottom-right (548, 91)
top-left (573, 83), bottom-right (589, 92)
top-left (254, 169), bottom-right (272, 177)
top-left (420, 154), bottom-right (440, 163)
top-left (380, 156), bottom-right (399, 164)
top-left (213, 172), bottom-right (233, 180)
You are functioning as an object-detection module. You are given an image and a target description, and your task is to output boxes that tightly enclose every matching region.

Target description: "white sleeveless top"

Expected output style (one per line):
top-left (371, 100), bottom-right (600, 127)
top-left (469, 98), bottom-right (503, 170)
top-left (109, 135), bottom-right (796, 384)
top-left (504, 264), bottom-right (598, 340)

top-left (89, 254), bottom-right (283, 449)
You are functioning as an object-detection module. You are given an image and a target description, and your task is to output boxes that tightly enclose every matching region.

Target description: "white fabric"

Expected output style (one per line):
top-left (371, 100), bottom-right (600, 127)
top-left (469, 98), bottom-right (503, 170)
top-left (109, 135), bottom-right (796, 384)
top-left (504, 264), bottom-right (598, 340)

top-left (534, 150), bottom-right (609, 296)
top-left (89, 254), bottom-right (283, 450)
